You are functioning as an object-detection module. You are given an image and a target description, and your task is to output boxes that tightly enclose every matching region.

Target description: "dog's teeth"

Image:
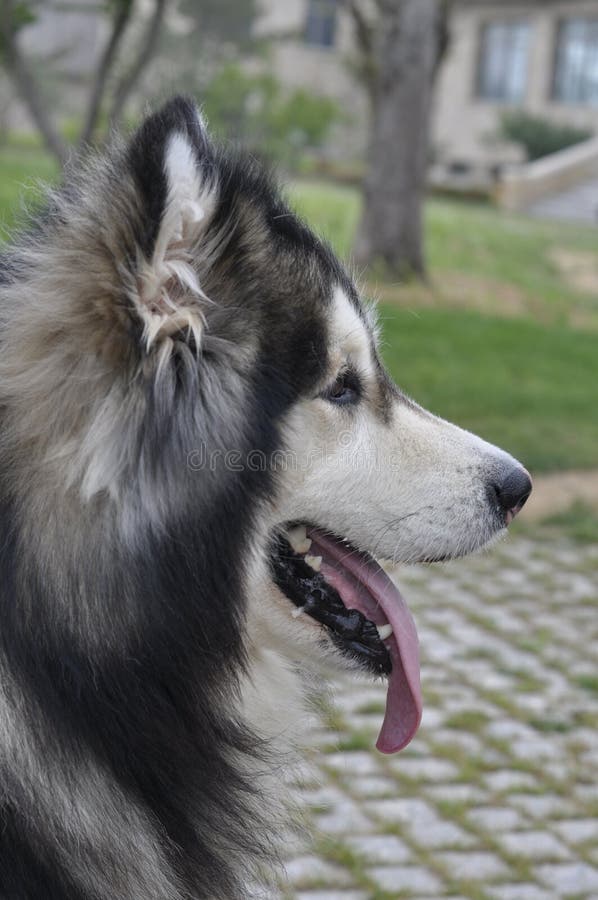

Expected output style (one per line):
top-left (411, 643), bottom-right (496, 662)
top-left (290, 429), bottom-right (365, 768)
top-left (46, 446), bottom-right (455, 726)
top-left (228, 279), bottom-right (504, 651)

top-left (287, 526), bottom-right (312, 554)
top-left (304, 554), bottom-right (322, 572)
top-left (291, 606), bottom-right (305, 618)
top-left (377, 623), bottom-right (393, 641)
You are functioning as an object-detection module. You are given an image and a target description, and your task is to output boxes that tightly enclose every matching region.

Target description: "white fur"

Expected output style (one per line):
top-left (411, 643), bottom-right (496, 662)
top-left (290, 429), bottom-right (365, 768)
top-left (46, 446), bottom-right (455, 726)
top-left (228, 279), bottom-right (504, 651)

top-left (133, 132), bottom-right (217, 359)
top-left (73, 132), bottom-right (220, 506)
top-left (275, 286), bottom-right (518, 565)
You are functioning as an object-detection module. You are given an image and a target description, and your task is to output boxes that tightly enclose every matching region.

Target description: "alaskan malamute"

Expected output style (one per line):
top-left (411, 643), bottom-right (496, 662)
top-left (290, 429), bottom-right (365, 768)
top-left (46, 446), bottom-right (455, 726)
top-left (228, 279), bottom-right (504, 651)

top-left (0, 97), bottom-right (531, 898)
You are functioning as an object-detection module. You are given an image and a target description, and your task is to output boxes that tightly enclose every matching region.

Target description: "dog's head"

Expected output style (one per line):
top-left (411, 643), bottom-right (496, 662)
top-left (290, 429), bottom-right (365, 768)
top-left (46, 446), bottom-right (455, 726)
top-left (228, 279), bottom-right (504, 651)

top-left (1, 98), bottom-right (530, 753)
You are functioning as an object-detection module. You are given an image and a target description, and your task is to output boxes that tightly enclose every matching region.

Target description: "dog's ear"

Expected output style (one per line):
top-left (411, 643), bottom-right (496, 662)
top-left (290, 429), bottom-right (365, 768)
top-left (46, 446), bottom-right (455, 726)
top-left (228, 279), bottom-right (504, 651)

top-left (125, 96), bottom-right (218, 364)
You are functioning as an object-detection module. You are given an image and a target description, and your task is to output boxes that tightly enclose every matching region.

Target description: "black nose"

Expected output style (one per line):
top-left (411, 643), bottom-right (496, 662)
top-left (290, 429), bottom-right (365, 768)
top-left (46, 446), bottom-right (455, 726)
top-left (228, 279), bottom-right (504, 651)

top-left (491, 466), bottom-right (532, 523)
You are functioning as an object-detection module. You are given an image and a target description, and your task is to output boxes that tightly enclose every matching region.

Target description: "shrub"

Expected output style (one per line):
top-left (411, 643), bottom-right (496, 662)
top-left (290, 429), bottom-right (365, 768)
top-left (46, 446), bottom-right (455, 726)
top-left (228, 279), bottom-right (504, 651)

top-left (500, 111), bottom-right (592, 161)
top-left (202, 63), bottom-right (342, 170)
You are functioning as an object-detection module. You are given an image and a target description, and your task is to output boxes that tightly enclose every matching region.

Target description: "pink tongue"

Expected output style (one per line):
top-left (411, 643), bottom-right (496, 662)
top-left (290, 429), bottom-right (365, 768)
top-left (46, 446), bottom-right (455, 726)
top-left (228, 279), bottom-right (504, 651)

top-left (307, 530), bottom-right (422, 754)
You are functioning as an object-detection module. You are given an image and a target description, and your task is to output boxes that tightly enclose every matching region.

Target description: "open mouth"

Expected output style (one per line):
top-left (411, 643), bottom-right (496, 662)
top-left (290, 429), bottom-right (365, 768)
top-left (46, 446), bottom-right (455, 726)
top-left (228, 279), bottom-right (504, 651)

top-left (270, 525), bottom-right (422, 754)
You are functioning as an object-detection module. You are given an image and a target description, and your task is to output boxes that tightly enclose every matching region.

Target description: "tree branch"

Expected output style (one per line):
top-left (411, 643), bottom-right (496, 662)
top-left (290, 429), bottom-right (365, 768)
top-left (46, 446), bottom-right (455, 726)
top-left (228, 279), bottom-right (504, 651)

top-left (345, 0), bottom-right (379, 104)
top-left (79, 0), bottom-right (135, 147)
top-left (347, 0), bottom-right (374, 58)
top-left (433, 0), bottom-right (452, 81)
top-left (0, 0), bottom-right (68, 165)
top-left (109, 0), bottom-right (167, 130)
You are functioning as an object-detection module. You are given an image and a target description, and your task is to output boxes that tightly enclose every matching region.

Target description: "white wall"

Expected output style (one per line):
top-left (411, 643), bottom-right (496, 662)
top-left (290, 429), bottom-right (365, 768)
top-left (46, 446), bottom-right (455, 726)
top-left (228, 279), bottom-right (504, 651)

top-left (433, 1), bottom-right (598, 172)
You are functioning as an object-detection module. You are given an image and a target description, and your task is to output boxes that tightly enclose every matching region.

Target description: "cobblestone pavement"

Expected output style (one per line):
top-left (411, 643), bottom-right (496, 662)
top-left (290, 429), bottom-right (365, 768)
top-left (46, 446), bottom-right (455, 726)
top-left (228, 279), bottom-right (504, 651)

top-left (275, 533), bottom-right (598, 900)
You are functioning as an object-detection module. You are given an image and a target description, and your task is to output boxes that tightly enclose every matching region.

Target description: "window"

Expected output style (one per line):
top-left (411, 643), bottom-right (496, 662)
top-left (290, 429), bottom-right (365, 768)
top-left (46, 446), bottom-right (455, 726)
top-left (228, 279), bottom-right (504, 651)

top-left (554, 19), bottom-right (598, 105)
top-left (304, 0), bottom-right (337, 49)
top-left (477, 21), bottom-right (531, 102)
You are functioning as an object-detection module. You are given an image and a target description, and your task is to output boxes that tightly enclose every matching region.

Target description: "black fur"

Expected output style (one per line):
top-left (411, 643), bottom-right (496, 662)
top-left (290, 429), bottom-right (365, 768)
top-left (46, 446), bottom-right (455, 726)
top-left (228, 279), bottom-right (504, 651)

top-left (0, 98), bottom-right (352, 899)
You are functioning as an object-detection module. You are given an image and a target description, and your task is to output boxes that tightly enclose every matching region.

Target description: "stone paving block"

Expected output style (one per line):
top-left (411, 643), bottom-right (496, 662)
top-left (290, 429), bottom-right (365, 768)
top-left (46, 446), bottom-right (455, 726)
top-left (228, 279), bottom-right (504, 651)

top-left (574, 782), bottom-right (598, 804)
top-left (497, 830), bottom-right (571, 861)
top-left (420, 706), bottom-right (445, 729)
top-left (284, 856), bottom-right (352, 889)
top-left (510, 794), bottom-right (573, 820)
top-left (542, 763), bottom-right (576, 784)
top-left (349, 775), bottom-right (398, 799)
top-left (322, 752), bottom-right (382, 777)
top-left (367, 865), bottom-right (443, 894)
top-left (486, 720), bottom-right (537, 741)
top-left (535, 861), bottom-right (598, 895)
top-left (484, 770), bottom-right (539, 792)
top-left (345, 833), bottom-right (411, 865)
top-left (441, 697), bottom-right (499, 718)
top-left (511, 738), bottom-right (563, 761)
top-left (421, 641), bottom-right (455, 664)
top-left (426, 783), bottom-right (488, 804)
top-left (580, 748), bottom-right (598, 768)
top-left (406, 818), bottom-right (475, 849)
top-left (481, 748), bottom-right (509, 766)
top-left (389, 756), bottom-right (460, 782)
top-left (472, 669), bottom-right (517, 692)
top-left (314, 801), bottom-right (374, 836)
top-left (468, 806), bottom-right (526, 832)
top-left (552, 818), bottom-right (598, 844)
top-left (342, 711), bottom-right (382, 731)
top-left (295, 893), bottom-right (369, 900)
top-left (429, 730), bottom-right (483, 754)
top-left (364, 797), bottom-right (437, 825)
top-left (333, 687), bottom-right (386, 715)
top-left (438, 850), bottom-right (510, 881)
top-left (488, 884), bottom-right (559, 900)
top-left (565, 573), bottom-right (596, 599)
top-left (411, 897), bottom-right (468, 900)
top-left (307, 729), bottom-right (347, 750)
top-left (570, 727), bottom-right (598, 751)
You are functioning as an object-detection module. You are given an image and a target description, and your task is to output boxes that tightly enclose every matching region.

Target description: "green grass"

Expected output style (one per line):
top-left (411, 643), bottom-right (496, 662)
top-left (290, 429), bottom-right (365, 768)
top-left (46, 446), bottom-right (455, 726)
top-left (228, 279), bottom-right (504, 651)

top-left (0, 138), bottom-right (59, 236)
top-left (576, 674), bottom-right (598, 694)
top-left (426, 198), bottom-right (598, 311)
top-left (379, 306), bottom-right (598, 471)
top-left (541, 501), bottom-right (598, 542)
top-left (288, 179), bottom-right (360, 260)
top-left (2, 148), bottom-right (597, 473)
top-left (291, 180), bottom-right (598, 323)
top-left (290, 180), bottom-right (598, 473)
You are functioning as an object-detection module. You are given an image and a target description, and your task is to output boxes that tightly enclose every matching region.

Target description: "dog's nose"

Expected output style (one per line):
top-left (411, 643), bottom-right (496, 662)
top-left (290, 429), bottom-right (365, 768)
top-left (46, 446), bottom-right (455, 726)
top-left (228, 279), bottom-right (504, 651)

top-left (491, 466), bottom-right (532, 524)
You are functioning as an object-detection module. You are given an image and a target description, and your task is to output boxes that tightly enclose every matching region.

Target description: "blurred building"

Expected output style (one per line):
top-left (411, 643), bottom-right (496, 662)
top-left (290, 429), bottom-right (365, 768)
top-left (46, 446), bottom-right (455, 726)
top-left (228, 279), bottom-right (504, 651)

top-left (17, 0), bottom-right (107, 77)
top-left (257, 0), bottom-right (598, 186)
top-left (0, 0), bottom-right (107, 132)
top-left (434, 0), bottom-right (598, 187)
top-left (254, 0), bottom-right (369, 162)
top-left (7, 0), bottom-right (598, 194)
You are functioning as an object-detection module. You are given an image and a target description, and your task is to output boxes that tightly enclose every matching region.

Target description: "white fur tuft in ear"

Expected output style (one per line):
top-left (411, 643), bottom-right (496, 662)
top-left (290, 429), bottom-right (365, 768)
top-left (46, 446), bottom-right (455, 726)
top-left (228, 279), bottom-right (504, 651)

top-left (134, 131), bottom-right (217, 362)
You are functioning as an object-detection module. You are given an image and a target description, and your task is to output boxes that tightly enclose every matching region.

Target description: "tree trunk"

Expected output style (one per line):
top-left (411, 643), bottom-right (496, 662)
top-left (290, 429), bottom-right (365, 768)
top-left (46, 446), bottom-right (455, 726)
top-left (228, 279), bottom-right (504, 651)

top-left (0, 0), bottom-right (69, 166)
top-left (79, 0), bottom-right (135, 148)
top-left (354, 0), bottom-right (443, 279)
top-left (109, 0), bottom-right (167, 131)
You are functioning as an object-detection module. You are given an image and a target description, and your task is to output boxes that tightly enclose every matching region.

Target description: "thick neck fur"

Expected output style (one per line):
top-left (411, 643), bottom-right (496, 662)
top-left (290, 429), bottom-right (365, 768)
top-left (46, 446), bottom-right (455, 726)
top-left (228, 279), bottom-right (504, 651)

top-left (0, 97), bottom-right (339, 897)
top-left (0, 240), bottom-right (284, 898)
top-left (0, 466), bottom-right (283, 898)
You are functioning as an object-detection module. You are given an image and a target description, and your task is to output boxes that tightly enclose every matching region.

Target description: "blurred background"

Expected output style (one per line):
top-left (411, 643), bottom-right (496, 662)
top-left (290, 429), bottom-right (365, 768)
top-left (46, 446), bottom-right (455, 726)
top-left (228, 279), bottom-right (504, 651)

top-left (1, 2), bottom-right (597, 898)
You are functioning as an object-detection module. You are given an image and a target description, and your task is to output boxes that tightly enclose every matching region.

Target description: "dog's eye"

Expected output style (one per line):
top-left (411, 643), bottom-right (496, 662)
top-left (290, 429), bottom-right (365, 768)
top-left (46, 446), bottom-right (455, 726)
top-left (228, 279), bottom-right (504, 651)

top-left (322, 369), bottom-right (361, 406)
